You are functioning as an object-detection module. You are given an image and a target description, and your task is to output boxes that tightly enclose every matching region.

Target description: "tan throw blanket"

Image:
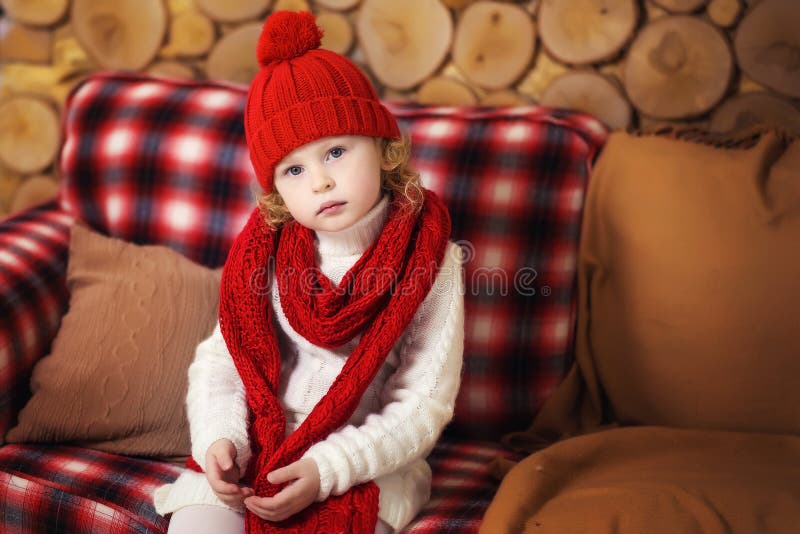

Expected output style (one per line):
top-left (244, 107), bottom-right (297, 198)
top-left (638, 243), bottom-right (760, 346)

top-left (480, 426), bottom-right (800, 534)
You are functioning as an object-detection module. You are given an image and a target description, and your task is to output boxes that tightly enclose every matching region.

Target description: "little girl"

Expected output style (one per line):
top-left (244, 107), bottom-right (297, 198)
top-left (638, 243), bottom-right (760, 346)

top-left (152, 10), bottom-right (465, 534)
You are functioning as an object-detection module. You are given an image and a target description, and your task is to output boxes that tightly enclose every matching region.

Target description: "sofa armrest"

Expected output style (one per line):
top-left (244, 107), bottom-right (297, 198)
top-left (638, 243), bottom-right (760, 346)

top-left (0, 200), bottom-right (74, 442)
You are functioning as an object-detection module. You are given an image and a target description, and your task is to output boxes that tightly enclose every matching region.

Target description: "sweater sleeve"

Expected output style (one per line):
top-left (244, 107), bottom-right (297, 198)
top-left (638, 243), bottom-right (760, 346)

top-left (301, 242), bottom-right (465, 501)
top-left (186, 321), bottom-right (252, 477)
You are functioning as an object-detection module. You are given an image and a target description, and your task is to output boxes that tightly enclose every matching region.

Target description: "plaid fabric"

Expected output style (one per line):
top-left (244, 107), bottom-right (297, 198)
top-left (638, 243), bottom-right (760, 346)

top-left (0, 443), bottom-right (180, 533)
top-left (0, 201), bottom-right (74, 441)
top-left (0, 438), bottom-right (524, 533)
top-left (394, 106), bottom-right (607, 438)
top-left (405, 440), bottom-right (525, 533)
top-left (58, 72), bottom-right (255, 267)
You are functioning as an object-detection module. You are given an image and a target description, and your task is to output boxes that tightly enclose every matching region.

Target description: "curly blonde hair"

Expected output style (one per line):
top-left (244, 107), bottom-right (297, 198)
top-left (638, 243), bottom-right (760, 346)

top-left (255, 135), bottom-right (424, 230)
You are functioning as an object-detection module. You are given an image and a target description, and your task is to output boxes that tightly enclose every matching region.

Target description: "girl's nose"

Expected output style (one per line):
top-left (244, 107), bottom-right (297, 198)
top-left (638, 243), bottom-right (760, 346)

top-left (312, 170), bottom-right (334, 192)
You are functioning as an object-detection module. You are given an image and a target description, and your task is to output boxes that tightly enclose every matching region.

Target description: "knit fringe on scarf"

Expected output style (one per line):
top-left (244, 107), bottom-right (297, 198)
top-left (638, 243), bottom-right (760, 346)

top-left (186, 189), bottom-right (451, 533)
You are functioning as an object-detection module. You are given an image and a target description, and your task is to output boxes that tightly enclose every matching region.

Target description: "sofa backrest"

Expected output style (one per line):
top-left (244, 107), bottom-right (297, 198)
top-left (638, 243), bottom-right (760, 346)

top-left (58, 73), bottom-right (256, 266)
top-left (57, 72), bottom-right (607, 440)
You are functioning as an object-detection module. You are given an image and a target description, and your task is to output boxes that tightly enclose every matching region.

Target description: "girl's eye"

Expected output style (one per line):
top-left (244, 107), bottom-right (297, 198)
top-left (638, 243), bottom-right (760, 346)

top-left (286, 166), bottom-right (302, 176)
top-left (329, 147), bottom-right (344, 159)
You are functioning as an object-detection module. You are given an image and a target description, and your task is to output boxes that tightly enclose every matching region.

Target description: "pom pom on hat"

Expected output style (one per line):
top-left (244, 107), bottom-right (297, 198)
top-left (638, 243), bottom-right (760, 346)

top-left (256, 11), bottom-right (323, 67)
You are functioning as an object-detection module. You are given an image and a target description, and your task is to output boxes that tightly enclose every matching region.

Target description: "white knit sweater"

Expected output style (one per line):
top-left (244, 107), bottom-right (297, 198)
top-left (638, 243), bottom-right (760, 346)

top-left (152, 196), bottom-right (465, 532)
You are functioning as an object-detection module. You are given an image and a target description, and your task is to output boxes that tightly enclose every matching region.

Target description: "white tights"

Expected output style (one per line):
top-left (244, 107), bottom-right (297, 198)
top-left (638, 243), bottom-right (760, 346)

top-left (167, 505), bottom-right (395, 534)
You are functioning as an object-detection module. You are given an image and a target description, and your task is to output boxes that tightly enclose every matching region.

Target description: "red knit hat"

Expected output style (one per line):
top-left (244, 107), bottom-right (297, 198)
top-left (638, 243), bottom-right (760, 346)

top-left (245, 11), bottom-right (401, 193)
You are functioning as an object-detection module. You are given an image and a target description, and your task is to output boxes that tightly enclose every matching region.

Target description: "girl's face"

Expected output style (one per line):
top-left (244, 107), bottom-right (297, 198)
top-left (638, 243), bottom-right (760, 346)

top-left (273, 135), bottom-right (388, 233)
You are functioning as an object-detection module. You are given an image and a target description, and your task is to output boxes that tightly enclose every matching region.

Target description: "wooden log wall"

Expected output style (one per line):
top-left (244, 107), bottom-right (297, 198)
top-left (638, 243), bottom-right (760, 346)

top-left (1, 0), bottom-right (798, 218)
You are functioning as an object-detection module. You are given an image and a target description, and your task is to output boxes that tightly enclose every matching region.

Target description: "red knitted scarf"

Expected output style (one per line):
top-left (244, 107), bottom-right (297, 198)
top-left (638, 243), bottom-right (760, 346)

top-left (186, 189), bottom-right (450, 533)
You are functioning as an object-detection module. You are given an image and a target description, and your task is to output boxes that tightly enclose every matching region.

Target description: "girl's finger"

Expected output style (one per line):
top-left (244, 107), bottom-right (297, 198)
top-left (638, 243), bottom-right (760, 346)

top-left (244, 501), bottom-right (274, 520)
top-left (212, 482), bottom-right (241, 495)
top-left (207, 459), bottom-right (244, 494)
top-left (267, 464), bottom-right (295, 484)
top-left (207, 458), bottom-right (233, 490)
top-left (269, 512), bottom-right (290, 522)
top-left (272, 482), bottom-right (300, 504)
top-left (206, 454), bottom-right (222, 480)
top-left (217, 451), bottom-right (233, 471)
top-left (253, 495), bottom-right (294, 518)
top-left (250, 498), bottom-right (297, 523)
top-left (220, 496), bottom-right (242, 508)
top-left (215, 453), bottom-right (240, 481)
top-left (245, 495), bottom-right (283, 516)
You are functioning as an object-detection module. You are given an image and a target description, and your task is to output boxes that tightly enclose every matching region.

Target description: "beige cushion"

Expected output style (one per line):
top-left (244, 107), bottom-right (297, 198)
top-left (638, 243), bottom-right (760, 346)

top-left (5, 221), bottom-right (222, 461)
top-left (503, 129), bottom-right (800, 450)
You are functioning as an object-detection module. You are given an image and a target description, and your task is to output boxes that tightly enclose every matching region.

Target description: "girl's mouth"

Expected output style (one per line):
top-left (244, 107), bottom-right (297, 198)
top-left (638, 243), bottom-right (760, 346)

top-left (317, 201), bottom-right (346, 215)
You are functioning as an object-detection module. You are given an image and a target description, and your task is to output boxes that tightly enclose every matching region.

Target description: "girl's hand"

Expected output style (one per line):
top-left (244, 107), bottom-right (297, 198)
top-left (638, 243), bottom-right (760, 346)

top-left (244, 458), bottom-right (321, 522)
top-left (205, 438), bottom-right (254, 509)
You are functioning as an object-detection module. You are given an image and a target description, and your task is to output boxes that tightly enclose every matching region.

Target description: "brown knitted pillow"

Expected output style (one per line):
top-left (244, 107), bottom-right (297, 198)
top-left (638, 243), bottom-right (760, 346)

top-left (5, 221), bottom-right (222, 461)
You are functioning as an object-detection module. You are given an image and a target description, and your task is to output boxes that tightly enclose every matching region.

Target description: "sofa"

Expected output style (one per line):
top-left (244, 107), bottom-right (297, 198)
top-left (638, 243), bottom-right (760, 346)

top-left (0, 71), bottom-right (608, 532)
